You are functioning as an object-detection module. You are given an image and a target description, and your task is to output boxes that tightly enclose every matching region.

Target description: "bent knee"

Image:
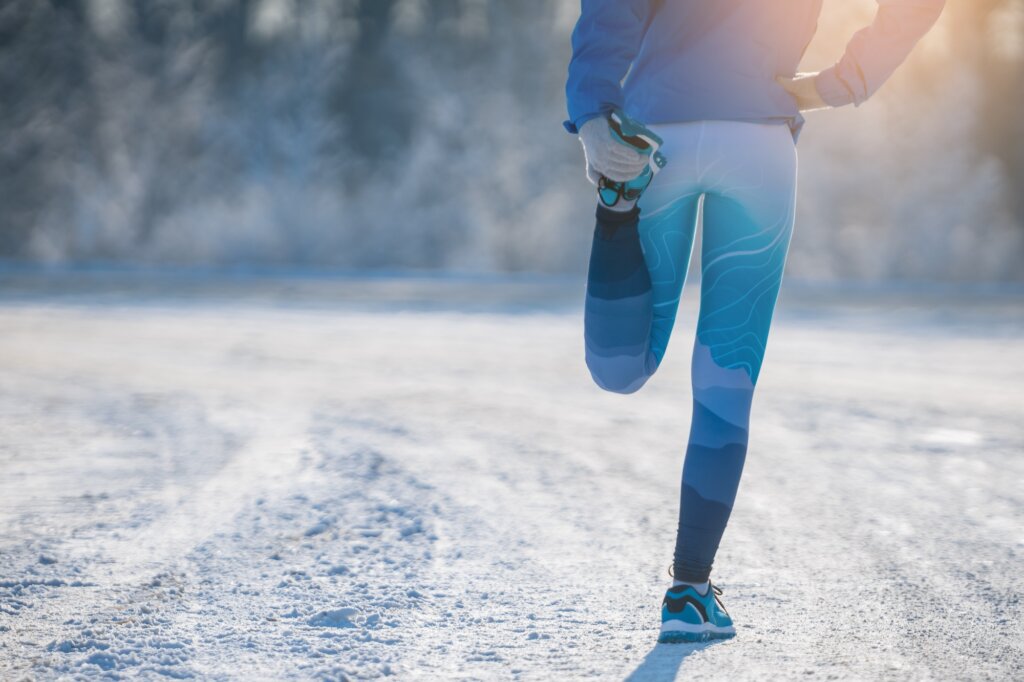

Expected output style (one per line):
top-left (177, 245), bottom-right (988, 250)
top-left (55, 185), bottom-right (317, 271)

top-left (585, 350), bottom-right (655, 395)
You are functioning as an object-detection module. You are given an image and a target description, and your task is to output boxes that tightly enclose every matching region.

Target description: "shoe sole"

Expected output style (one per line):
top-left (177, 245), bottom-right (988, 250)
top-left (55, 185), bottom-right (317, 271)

top-left (658, 624), bottom-right (736, 644)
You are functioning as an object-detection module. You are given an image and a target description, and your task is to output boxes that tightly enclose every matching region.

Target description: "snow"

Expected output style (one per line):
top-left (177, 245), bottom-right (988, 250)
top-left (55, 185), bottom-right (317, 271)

top-left (0, 272), bottom-right (1022, 680)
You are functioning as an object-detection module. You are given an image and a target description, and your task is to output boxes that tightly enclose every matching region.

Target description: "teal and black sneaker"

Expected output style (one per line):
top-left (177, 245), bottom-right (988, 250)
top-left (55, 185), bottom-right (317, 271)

top-left (658, 582), bottom-right (736, 643)
top-left (596, 108), bottom-right (668, 210)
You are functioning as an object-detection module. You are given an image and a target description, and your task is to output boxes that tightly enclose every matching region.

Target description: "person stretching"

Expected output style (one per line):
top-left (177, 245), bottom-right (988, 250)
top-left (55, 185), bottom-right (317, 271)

top-left (565, 0), bottom-right (945, 643)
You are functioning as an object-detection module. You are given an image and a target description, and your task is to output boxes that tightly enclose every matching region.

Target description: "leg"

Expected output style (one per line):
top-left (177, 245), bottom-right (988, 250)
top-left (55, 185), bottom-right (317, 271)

top-left (672, 123), bottom-right (797, 582)
top-left (583, 205), bottom-right (654, 394)
top-left (584, 191), bottom-right (700, 394)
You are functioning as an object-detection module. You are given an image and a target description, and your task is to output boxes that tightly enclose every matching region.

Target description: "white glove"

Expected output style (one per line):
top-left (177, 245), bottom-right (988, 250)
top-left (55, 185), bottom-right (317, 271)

top-left (578, 116), bottom-right (649, 185)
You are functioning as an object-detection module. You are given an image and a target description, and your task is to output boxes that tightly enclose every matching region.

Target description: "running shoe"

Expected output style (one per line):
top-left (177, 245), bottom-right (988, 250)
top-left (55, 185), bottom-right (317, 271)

top-left (658, 582), bottom-right (736, 643)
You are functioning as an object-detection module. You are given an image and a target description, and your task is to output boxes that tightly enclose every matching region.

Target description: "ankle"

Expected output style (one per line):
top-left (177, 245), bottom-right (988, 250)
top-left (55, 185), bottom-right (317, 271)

top-left (671, 579), bottom-right (710, 595)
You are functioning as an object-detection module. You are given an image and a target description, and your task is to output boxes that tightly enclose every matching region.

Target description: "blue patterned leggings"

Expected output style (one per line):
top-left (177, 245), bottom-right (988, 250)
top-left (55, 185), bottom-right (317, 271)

top-left (584, 120), bottom-right (797, 583)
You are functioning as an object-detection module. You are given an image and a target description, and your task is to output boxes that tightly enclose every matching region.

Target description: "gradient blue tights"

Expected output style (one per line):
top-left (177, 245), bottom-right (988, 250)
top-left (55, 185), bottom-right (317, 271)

top-left (584, 121), bottom-right (797, 583)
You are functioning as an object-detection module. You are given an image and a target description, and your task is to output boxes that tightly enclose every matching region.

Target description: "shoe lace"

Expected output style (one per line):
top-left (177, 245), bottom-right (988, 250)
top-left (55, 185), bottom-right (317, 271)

top-left (710, 583), bottom-right (729, 616)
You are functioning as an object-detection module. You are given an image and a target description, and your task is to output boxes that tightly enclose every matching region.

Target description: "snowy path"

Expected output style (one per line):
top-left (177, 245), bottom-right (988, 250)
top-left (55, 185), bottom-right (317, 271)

top-left (0, 275), bottom-right (1022, 680)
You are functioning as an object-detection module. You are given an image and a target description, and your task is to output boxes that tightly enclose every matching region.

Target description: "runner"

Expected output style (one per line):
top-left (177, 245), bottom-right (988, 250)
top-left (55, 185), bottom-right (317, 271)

top-left (565, 0), bottom-right (945, 643)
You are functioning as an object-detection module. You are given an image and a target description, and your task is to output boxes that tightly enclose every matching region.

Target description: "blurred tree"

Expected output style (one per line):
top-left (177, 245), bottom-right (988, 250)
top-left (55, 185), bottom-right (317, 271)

top-left (945, 1), bottom-right (1023, 218)
top-left (331, 0), bottom-right (415, 162)
top-left (0, 0), bottom-right (95, 255)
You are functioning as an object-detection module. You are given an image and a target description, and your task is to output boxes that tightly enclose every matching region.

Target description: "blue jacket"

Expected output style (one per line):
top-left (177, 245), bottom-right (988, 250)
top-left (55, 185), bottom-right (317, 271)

top-left (564, 0), bottom-right (945, 137)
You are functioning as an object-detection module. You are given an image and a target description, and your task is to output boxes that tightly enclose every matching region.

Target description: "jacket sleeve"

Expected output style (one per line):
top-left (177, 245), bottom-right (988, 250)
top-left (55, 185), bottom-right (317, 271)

top-left (815, 0), bottom-right (945, 107)
top-left (564, 0), bottom-right (657, 134)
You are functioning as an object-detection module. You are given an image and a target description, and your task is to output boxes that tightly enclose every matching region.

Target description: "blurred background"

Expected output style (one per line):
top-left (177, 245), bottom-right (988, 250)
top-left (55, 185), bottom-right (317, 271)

top-left (1, 0), bottom-right (1022, 282)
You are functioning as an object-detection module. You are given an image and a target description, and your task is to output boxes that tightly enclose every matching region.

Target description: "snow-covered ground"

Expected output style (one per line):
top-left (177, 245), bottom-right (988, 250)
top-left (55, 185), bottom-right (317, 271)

top-left (0, 271), bottom-right (1021, 680)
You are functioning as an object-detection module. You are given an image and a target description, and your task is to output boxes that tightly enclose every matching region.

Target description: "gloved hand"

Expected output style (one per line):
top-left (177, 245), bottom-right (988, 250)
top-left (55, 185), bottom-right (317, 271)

top-left (775, 73), bottom-right (830, 112)
top-left (578, 116), bottom-right (649, 186)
